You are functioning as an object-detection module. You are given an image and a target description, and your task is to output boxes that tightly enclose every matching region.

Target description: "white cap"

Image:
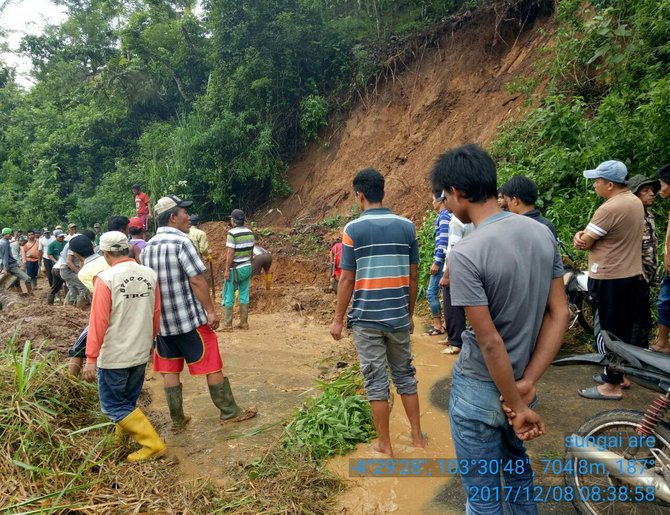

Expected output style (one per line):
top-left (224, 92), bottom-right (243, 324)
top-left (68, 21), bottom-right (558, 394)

top-left (100, 231), bottom-right (130, 251)
top-left (154, 195), bottom-right (193, 216)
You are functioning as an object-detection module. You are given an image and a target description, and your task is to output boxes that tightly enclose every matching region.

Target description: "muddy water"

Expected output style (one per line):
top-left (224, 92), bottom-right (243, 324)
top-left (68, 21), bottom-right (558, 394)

top-left (328, 334), bottom-right (462, 515)
top-left (147, 312), bottom-right (350, 484)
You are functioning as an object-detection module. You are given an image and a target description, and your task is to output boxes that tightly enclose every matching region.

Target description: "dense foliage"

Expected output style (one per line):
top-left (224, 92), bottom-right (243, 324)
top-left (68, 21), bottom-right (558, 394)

top-left (493, 0), bottom-right (670, 244)
top-left (0, 0), bottom-right (475, 228)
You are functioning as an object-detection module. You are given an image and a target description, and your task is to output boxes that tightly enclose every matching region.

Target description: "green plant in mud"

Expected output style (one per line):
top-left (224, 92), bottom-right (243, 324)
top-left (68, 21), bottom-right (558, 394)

top-left (417, 209), bottom-right (438, 301)
top-left (283, 365), bottom-right (376, 460)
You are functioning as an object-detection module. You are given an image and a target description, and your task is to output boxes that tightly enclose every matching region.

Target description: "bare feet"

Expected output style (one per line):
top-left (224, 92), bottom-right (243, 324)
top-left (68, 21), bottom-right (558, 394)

top-left (371, 442), bottom-right (393, 458)
top-left (412, 431), bottom-right (427, 449)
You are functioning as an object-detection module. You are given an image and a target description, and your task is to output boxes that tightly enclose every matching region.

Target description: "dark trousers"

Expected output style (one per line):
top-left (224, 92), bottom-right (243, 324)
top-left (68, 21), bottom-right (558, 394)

top-left (43, 258), bottom-right (54, 287)
top-left (631, 279), bottom-right (652, 348)
top-left (50, 268), bottom-right (65, 296)
top-left (25, 261), bottom-right (39, 281)
top-left (589, 276), bottom-right (639, 385)
top-left (442, 285), bottom-right (465, 347)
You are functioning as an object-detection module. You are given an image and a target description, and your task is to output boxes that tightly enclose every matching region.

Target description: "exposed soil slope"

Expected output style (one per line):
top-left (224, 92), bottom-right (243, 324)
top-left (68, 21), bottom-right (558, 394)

top-left (273, 2), bottom-right (555, 225)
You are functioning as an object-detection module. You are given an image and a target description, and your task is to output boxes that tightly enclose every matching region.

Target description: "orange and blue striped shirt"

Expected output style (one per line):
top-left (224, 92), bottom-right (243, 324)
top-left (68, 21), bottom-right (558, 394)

top-left (341, 207), bottom-right (419, 332)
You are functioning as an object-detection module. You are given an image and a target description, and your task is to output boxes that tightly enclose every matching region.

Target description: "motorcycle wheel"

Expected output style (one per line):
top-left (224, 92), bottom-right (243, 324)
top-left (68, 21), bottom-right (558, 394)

top-left (565, 409), bottom-right (670, 514)
top-left (575, 291), bottom-right (595, 335)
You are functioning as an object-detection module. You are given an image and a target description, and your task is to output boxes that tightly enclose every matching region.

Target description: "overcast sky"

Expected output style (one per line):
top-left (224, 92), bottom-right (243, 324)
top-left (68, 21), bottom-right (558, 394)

top-left (1, 0), bottom-right (68, 87)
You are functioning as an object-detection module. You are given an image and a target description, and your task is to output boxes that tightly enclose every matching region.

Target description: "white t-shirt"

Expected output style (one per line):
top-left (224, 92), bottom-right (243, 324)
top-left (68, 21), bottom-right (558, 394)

top-left (39, 236), bottom-right (56, 254)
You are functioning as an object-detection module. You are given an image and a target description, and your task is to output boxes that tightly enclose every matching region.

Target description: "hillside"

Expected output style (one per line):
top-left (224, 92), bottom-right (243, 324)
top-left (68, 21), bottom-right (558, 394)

top-left (274, 1), bottom-right (555, 225)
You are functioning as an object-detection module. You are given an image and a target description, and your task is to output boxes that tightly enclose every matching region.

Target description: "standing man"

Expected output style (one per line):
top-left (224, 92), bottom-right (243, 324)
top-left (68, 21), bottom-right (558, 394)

top-left (0, 228), bottom-right (33, 293)
top-left (188, 215), bottom-right (211, 261)
top-left (39, 228), bottom-right (56, 287)
top-left (132, 184), bottom-right (152, 231)
top-left (627, 175), bottom-right (660, 349)
top-left (46, 230), bottom-right (67, 304)
top-left (328, 239), bottom-right (342, 293)
top-left (22, 230), bottom-right (40, 289)
top-left (574, 160), bottom-right (643, 400)
top-left (81, 231), bottom-right (166, 462)
top-left (142, 195), bottom-right (256, 429)
top-left (652, 163), bottom-right (670, 354)
top-left (93, 223), bottom-right (102, 248)
top-left (430, 145), bottom-right (568, 514)
top-left (499, 176), bottom-right (557, 239)
top-left (426, 192), bottom-right (450, 336)
top-left (330, 168), bottom-right (426, 458)
top-left (222, 209), bottom-right (254, 331)
top-left (65, 223), bottom-right (79, 241)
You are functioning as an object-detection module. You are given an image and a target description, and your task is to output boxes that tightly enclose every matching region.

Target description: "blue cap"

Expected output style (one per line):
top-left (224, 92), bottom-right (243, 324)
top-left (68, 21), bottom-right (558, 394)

top-left (583, 160), bottom-right (628, 184)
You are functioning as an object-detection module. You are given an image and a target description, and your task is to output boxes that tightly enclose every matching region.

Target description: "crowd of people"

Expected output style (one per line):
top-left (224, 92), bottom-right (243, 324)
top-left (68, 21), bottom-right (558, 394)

top-left (3, 150), bottom-right (670, 513)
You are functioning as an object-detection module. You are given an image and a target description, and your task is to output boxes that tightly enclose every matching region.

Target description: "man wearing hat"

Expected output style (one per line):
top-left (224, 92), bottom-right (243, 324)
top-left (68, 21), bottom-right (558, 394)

top-left (142, 195), bottom-right (256, 430)
top-left (223, 209), bottom-right (255, 331)
top-left (573, 160), bottom-right (644, 400)
top-left (0, 228), bottom-right (33, 294)
top-left (627, 175), bottom-right (660, 350)
top-left (131, 184), bottom-right (152, 231)
top-left (81, 231), bottom-right (166, 462)
top-left (39, 228), bottom-right (56, 287)
top-left (65, 223), bottom-right (79, 241)
top-left (93, 223), bottom-right (102, 247)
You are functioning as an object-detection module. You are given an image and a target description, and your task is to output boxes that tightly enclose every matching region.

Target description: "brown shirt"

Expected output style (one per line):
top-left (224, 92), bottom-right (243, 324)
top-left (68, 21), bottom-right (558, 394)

top-left (584, 190), bottom-right (643, 280)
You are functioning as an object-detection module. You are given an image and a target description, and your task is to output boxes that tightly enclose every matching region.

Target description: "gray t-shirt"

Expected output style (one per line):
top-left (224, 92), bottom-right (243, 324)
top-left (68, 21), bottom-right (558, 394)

top-left (449, 212), bottom-right (563, 382)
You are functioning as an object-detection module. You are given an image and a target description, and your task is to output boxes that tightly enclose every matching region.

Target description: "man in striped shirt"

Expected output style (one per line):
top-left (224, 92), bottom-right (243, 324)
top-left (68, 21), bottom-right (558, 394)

top-left (223, 209), bottom-right (255, 331)
top-left (330, 168), bottom-right (425, 457)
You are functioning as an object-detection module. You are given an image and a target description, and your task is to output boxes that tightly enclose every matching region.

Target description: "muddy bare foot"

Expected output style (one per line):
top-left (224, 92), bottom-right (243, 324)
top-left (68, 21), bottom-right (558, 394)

top-left (412, 432), bottom-right (427, 449)
top-left (370, 442), bottom-right (394, 458)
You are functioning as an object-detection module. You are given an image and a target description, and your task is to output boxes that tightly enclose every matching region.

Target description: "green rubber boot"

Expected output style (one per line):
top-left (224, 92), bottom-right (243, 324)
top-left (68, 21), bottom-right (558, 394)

top-left (238, 304), bottom-right (249, 330)
top-left (208, 377), bottom-right (257, 424)
top-left (222, 306), bottom-right (234, 332)
top-left (164, 384), bottom-right (191, 430)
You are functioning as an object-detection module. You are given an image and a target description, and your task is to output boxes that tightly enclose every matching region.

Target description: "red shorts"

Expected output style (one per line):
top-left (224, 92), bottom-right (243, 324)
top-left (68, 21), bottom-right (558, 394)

top-left (137, 213), bottom-right (149, 231)
top-left (153, 324), bottom-right (223, 375)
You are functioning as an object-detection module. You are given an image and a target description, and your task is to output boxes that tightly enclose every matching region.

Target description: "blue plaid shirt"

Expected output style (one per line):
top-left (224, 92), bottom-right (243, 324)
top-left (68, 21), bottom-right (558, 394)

top-left (141, 227), bottom-right (208, 336)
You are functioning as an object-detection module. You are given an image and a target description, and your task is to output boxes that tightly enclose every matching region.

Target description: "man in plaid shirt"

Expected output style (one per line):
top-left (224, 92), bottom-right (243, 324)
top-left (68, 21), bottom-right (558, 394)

top-left (142, 195), bottom-right (257, 430)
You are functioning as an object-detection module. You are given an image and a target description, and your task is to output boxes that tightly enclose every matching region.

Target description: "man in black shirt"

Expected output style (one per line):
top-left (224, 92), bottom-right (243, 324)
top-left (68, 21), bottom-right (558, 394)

top-left (500, 176), bottom-right (557, 239)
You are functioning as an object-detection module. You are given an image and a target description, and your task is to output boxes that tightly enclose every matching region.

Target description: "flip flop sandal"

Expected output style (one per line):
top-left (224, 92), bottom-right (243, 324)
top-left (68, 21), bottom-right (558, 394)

top-left (220, 406), bottom-right (258, 425)
top-left (577, 386), bottom-right (622, 401)
top-left (425, 327), bottom-right (445, 336)
top-left (592, 373), bottom-right (630, 389)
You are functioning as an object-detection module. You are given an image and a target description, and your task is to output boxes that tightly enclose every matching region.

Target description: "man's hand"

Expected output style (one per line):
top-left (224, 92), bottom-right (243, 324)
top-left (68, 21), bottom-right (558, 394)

top-left (573, 231), bottom-right (587, 250)
top-left (409, 317), bottom-right (415, 334)
top-left (501, 377), bottom-right (536, 421)
top-left (510, 405), bottom-right (545, 441)
top-left (330, 320), bottom-right (344, 340)
top-left (207, 310), bottom-right (220, 330)
top-left (430, 263), bottom-right (440, 275)
top-left (439, 270), bottom-right (449, 288)
top-left (82, 363), bottom-right (97, 383)
top-left (223, 269), bottom-right (230, 282)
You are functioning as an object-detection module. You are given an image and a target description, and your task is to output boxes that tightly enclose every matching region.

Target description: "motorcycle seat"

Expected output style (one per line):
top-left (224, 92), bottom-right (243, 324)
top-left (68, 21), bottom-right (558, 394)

top-left (602, 330), bottom-right (670, 374)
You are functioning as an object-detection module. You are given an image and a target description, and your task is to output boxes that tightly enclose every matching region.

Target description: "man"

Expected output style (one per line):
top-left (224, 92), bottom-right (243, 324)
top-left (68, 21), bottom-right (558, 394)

top-left (497, 190), bottom-right (508, 210)
top-left (499, 176), bottom-right (557, 239)
top-left (93, 223), bottom-right (102, 247)
top-left (66, 234), bottom-right (110, 377)
top-left (652, 163), bottom-right (670, 354)
top-left (81, 231), bottom-right (166, 462)
top-left (39, 228), bottom-right (56, 287)
top-left (430, 145), bottom-right (568, 514)
top-left (0, 228), bottom-right (33, 294)
top-left (426, 192), bottom-right (450, 336)
top-left (438, 211), bottom-right (474, 355)
top-left (21, 229), bottom-right (40, 289)
top-left (128, 217), bottom-right (147, 260)
top-left (46, 230), bottom-right (67, 304)
top-left (62, 232), bottom-right (91, 308)
top-left (328, 239), bottom-right (342, 293)
top-left (574, 160), bottom-right (644, 400)
top-left (188, 215), bottom-right (211, 261)
top-left (108, 215), bottom-right (142, 262)
top-left (142, 195), bottom-right (256, 429)
top-left (65, 223), bottom-right (79, 241)
top-left (627, 175), bottom-right (659, 350)
top-left (132, 184), bottom-right (152, 231)
top-left (330, 168), bottom-right (426, 458)
top-left (252, 245), bottom-right (273, 290)
top-left (223, 209), bottom-right (254, 331)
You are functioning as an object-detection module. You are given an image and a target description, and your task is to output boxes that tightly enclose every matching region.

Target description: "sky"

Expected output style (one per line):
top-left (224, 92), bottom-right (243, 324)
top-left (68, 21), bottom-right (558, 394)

top-left (1, 0), bottom-right (68, 87)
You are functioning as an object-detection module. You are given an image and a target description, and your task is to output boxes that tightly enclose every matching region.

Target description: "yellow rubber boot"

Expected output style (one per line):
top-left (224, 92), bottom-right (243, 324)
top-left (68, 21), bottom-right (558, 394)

top-left (264, 273), bottom-right (272, 290)
top-left (117, 408), bottom-right (167, 462)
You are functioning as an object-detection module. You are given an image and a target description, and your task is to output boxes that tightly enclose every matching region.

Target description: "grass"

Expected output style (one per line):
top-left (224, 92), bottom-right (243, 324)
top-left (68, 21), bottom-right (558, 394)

top-left (0, 333), bottom-right (370, 514)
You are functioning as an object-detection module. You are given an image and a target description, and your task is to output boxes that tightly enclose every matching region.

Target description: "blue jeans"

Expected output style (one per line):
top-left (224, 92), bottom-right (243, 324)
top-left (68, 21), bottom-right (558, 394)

top-left (426, 272), bottom-right (442, 317)
top-left (449, 368), bottom-right (537, 515)
top-left (658, 277), bottom-right (670, 327)
top-left (98, 365), bottom-right (146, 423)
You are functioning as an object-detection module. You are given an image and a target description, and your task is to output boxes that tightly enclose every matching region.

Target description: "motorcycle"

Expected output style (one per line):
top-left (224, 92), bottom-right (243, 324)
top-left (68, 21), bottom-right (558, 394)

top-left (553, 330), bottom-right (670, 514)
top-left (559, 239), bottom-right (594, 334)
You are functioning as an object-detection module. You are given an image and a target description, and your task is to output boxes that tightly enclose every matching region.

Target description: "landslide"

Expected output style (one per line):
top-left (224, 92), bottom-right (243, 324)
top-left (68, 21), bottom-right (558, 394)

top-left (272, 0), bottom-right (556, 225)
